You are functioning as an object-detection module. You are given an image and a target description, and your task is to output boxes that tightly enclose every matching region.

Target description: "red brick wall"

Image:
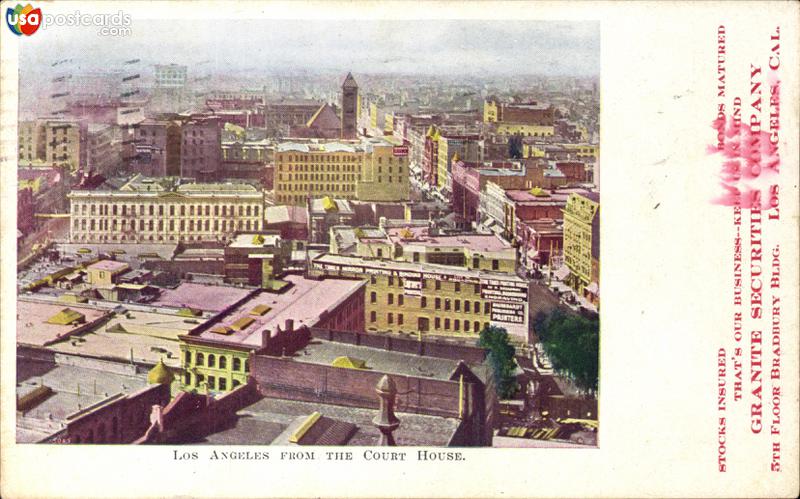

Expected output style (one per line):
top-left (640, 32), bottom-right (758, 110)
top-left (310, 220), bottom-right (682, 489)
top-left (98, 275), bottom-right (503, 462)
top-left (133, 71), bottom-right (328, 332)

top-left (66, 383), bottom-right (170, 444)
top-left (251, 356), bottom-right (465, 419)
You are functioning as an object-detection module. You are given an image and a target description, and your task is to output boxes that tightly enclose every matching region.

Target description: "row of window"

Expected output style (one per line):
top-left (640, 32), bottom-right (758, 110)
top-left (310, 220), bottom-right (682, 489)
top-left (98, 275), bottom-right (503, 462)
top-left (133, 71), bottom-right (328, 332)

top-left (186, 351), bottom-right (248, 371)
top-left (78, 203), bottom-right (260, 217)
top-left (184, 372), bottom-right (242, 391)
top-left (279, 162), bottom-right (359, 172)
top-left (279, 183), bottom-right (355, 192)
top-left (281, 173), bottom-right (358, 182)
top-left (369, 291), bottom-right (490, 314)
top-left (368, 311), bottom-right (488, 333)
top-left (74, 218), bottom-right (261, 233)
top-left (370, 275), bottom-right (493, 293)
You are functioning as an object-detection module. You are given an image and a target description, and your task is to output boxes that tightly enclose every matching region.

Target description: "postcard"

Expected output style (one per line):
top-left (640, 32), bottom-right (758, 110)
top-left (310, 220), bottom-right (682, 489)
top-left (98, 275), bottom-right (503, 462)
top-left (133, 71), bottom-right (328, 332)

top-left (0, 1), bottom-right (797, 498)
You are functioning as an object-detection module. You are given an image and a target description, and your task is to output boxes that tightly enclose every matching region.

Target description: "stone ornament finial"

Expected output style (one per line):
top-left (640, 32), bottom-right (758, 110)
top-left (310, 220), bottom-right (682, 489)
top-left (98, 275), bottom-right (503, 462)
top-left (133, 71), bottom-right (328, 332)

top-left (373, 374), bottom-right (400, 446)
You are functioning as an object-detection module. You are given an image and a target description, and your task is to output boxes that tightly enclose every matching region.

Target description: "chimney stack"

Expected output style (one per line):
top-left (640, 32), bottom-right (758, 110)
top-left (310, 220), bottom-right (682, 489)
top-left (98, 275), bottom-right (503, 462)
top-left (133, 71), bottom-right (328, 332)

top-left (284, 319), bottom-right (294, 333)
top-left (261, 329), bottom-right (271, 348)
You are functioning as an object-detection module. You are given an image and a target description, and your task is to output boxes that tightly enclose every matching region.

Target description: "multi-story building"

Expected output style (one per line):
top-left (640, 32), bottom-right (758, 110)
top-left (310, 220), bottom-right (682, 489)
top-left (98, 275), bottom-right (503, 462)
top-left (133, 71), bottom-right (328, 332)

top-left (330, 224), bottom-right (517, 274)
top-left (221, 138), bottom-right (272, 182)
top-left (68, 175), bottom-right (264, 243)
top-left (562, 191), bottom-right (600, 303)
top-left (273, 137), bottom-right (410, 205)
top-left (131, 119), bottom-right (182, 177)
top-left (19, 119), bottom-right (84, 171)
top-left (181, 117), bottom-right (222, 181)
top-left (17, 120), bottom-right (46, 165)
top-left (484, 98), bottom-right (555, 127)
top-left (179, 274), bottom-right (366, 393)
top-left (436, 133), bottom-right (482, 194)
top-left (223, 233), bottom-right (292, 286)
top-left (154, 64), bottom-right (187, 89)
top-left (309, 197), bottom-right (356, 244)
top-left (311, 254), bottom-right (529, 341)
top-left (85, 124), bottom-right (117, 177)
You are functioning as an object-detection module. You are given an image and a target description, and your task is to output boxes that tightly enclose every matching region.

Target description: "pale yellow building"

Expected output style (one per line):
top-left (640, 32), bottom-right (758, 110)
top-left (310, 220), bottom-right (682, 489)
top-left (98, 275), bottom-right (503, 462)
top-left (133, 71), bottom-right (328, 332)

top-left (311, 253), bottom-right (529, 341)
top-left (69, 175), bottom-right (264, 243)
top-left (274, 137), bottom-right (410, 205)
top-left (19, 119), bottom-right (82, 170)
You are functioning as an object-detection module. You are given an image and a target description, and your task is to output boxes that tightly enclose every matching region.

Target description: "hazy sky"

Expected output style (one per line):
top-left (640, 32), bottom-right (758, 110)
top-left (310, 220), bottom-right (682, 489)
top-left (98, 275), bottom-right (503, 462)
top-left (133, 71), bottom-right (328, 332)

top-left (20, 19), bottom-right (599, 78)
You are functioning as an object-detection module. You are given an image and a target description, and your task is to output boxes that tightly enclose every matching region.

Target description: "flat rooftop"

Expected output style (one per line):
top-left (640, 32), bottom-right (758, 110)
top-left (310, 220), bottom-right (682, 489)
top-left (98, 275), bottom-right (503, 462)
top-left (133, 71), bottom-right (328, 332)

top-left (17, 299), bottom-right (109, 347)
top-left (16, 359), bottom-right (148, 443)
top-left (313, 253), bottom-right (526, 284)
top-left (151, 283), bottom-right (253, 313)
top-left (229, 233), bottom-right (282, 249)
top-left (193, 396), bottom-right (460, 446)
top-left (46, 306), bottom-right (205, 367)
top-left (386, 227), bottom-right (512, 253)
top-left (86, 259), bottom-right (130, 273)
top-left (295, 339), bottom-right (478, 382)
top-left (195, 274), bottom-right (364, 347)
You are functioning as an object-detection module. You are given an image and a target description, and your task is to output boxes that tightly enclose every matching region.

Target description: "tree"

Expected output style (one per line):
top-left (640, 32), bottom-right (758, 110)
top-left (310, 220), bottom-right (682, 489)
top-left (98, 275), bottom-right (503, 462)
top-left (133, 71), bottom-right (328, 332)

top-left (535, 309), bottom-right (599, 395)
top-left (477, 325), bottom-right (519, 399)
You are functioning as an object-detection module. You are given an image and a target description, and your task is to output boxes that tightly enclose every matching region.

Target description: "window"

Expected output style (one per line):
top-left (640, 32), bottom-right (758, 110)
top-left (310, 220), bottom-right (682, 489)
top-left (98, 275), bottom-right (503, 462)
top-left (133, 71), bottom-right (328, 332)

top-left (398, 314), bottom-right (404, 325)
top-left (196, 352), bottom-right (204, 366)
top-left (474, 284), bottom-right (480, 294)
top-left (398, 295), bottom-right (404, 306)
top-left (445, 319), bottom-right (450, 330)
top-left (454, 319), bottom-right (460, 331)
top-left (473, 257), bottom-right (479, 269)
top-left (370, 311), bottom-right (377, 322)
top-left (475, 301), bottom-right (480, 312)
top-left (484, 302), bottom-right (491, 314)
top-left (388, 276), bottom-right (394, 286)
top-left (377, 248), bottom-right (383, 258)
top-left (208, 354), bottom-right (216, 368)
top-left (233, 358), bottom-right (241, 371)
top-left (421, 297), bottom-right (427, 308)
top-left (388, 313), bottom-right (394, 324)
top-left (455, 282), bottom-right (461, 292)
top-left (233, 380), bottom-right (241, 388)
top-left (455, 299), bottom-right (461, 312)
top-left (435, 298), bottom-right (441, 309)
top-left (184, 351), bottom-right (191, 364)
top-left (219, 356), bottom-right (227, 369)
top-left (445, 299), bottom-right (451, 311)
top-left (370, 291), bottom-right (377, 303)
top-left (184, 372), bottom-right (191, 385)
top-left (413, 252), bottom-right (420, 263)
top-left (208, 375), bottom-right (216, 390)
top-left (388, 294), bottom-right (393, 305)
top-left (474, 321), bottom-right (480, 333)
top-left (370, 275), bottom-right (377, 284)
top-left (435, 317), bottom-right (441, 329)
top-left (492, 259), bottom-right (499, 271)
top-left (219, 378), bottom-right (227, 391)
top-left (435, 280), bottom-right (441, 290)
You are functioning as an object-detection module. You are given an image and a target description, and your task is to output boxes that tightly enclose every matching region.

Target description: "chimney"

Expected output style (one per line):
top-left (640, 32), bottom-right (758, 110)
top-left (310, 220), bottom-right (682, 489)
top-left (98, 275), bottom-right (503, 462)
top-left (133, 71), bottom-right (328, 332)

top-left (284, 319), bottom-right (294, 333)
top-left (261, 329), bottom-right (271, 348)
top-left (373, 375), bottom-right (400, 446)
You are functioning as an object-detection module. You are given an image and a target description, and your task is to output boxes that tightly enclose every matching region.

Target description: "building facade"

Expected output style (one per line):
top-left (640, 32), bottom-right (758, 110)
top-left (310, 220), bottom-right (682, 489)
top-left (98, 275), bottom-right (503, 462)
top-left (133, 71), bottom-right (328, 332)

top-left (69, 175), bottom-right (264, 243)
top-left (181, 117), bottom-right (222, 181)
top-left (273, 137), bottom-right (410, 205)
top-left (311, 254), bottom-right (529, 341)
top-left (562, 192), bottom-right (600, 299)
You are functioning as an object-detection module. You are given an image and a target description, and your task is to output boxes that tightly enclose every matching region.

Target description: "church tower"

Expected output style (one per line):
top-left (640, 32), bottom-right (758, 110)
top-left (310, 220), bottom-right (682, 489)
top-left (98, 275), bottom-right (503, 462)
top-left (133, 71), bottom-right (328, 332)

top-left (341, 72), bottom-right (359, 139)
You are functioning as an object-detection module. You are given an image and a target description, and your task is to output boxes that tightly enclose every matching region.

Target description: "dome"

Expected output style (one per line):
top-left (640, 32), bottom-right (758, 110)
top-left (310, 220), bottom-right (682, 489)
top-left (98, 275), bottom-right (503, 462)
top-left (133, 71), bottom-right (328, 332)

top-left (147, 360), bottom-right (174, 385)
